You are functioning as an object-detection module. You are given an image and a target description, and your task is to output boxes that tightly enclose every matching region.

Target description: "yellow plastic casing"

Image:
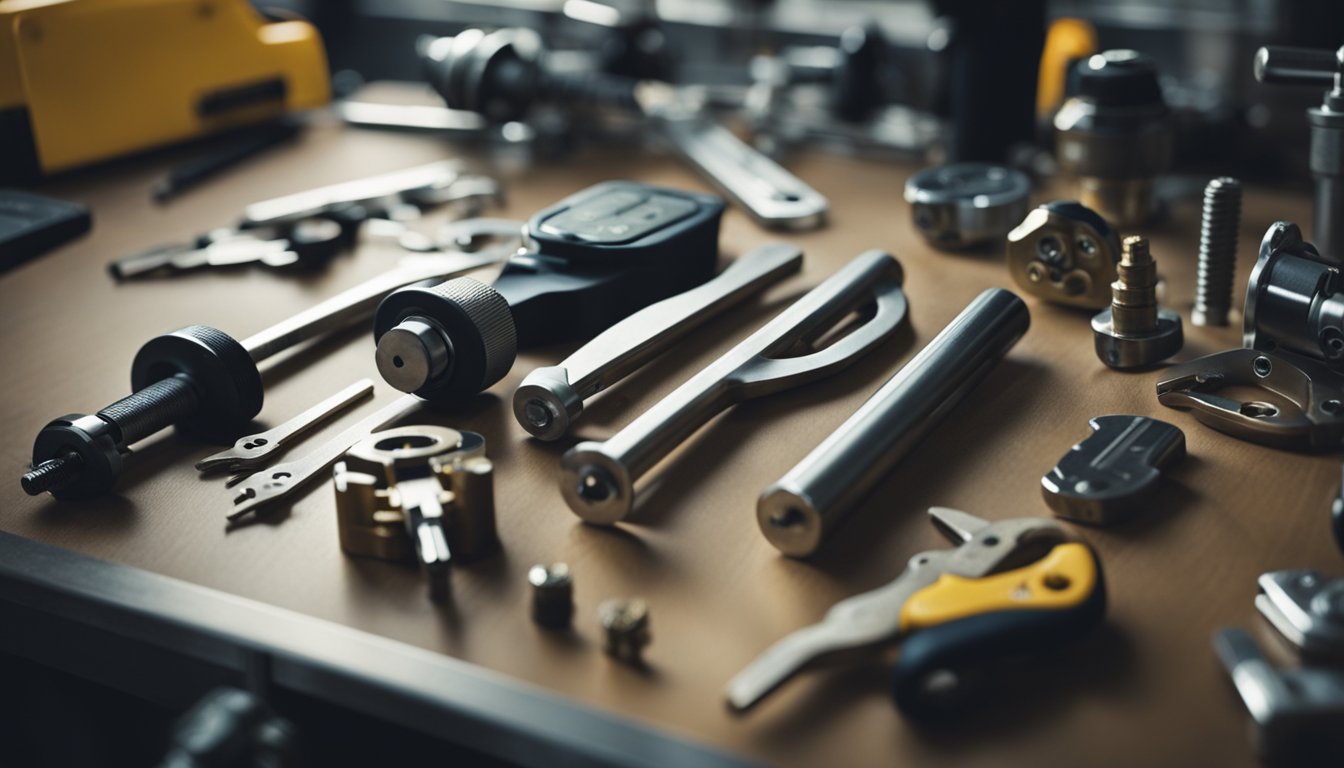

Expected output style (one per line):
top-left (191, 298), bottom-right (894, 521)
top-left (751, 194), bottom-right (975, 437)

top-left (899, 542), bottom-right (1098, 631)
top-left (1037, 18), bottom-right (1098, 116)
top-left (0, 0), bottom-right (328, 174)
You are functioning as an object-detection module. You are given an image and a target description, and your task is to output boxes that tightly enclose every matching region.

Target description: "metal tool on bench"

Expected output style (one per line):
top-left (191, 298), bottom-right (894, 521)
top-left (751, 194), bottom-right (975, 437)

top-left (373, 181), bottom-right (724, 405)
top-left (1007, 201), bottom-right (1121, 310)
top-left (1214, 629), bottom-right (1344, 766)
top-left (561, 249), bottom-right (908, 525)
top-left (1254, 45), bottom-right (1344, 263)
top-left (726, 508), bottom-right (1106, 717)
top-left (904, 164), bottom-right (1032, 250)
top-left (419, 27), bottom-right (829, 230)
top-left (1157, 222), bottom-right (1344, 450)
top-left (1041, 416), bottom-right (1185, 525)
top-left (513, 242), bottom-right (803, 441)
top-left (334, 425), bottom-right (496, 601)
top-left (196, 379), bottom-right (374, 474)
top-left (1091, 236), bottom-right (1183, 369)
top-left (22, 244), bottom-right (509, 501)
top-left (758, 288), bottom-right (1028, 557)
top-left (229, 394), bottom-right (424, 521)
top-left (1256, 569), bottom-right (1344, 658)
top-left (110, 215), bottom-right (358, 279)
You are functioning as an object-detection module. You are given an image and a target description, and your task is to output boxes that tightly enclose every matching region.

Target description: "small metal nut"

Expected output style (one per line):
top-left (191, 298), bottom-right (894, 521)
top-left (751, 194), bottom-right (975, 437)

top-left (529, 563), bottom-right (574, 629)
top-left (598, 598), bottom-right (650, 664)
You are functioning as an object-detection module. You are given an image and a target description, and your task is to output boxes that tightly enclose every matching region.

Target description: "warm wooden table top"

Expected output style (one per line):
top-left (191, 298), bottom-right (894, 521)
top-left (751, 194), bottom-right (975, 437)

top-left (3, 105), bottom-right (1338, 767)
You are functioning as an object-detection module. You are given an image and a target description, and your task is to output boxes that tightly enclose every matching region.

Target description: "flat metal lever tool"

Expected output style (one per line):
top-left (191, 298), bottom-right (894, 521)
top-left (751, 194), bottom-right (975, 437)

top-left (560, 249), bottom-right (908, 524)
top-left (1041, 415), bottom-right (1185, 525)
top-left (196, 379), bottom-right (375, 473)
top-left (513, 242), bottom-right (803, 441)
top-left (1214, 628), bottom-right (1344, 766)
top-left (725, 508), bottom-right (1103, 716)
top-left (228, 394), bottom-right (423, 521)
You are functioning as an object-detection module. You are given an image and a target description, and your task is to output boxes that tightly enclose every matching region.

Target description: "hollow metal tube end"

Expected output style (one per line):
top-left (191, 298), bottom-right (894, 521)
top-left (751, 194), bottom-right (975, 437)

top-left (757, 484), bottom-right (825, 557)
top-left (559, 445), bottom-right (634, 524)
top-left (513, 367), bottom-right (582, 441)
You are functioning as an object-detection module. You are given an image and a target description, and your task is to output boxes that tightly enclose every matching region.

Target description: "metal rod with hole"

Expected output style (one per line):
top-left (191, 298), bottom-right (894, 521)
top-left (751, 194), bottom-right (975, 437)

top-left (757, 288), bottom-right (1030, 557)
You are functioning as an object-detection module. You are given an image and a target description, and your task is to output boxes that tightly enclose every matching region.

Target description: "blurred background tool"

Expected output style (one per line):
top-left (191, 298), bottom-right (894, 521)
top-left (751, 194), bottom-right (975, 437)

top-left (152, 118), bottom-right (302, 204)
top-left (0, 0), bottom-right (328, 183)
top-left (0, 189), bottom-right (90, 271)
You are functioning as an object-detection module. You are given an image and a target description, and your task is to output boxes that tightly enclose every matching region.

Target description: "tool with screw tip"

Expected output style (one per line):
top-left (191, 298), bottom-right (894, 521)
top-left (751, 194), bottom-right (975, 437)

top-left (1091, 236), bottom-right (1183, 369)
top-left (529, 564), bottom-right (575, 629)
top-left (1256, 570), bottom-right (1344, 658)
top-left (758, 288), bottom-right (1028, 557)
top-left (1214, 628), bottom-right (1344, 767)
top-left (904, 164), bottom-right (1032, 250)
top-left (1158, 222), bottom-right (1344, 450)
top-left (1192, 177), bottom-right (1242, 327)
top-left (23, 247), bottom-right (504, 501)
top-left (1007, 201), bottom-right (1120, 309)
top-left (374, 181), bottom-right (723, 405)
top-left (333, 425), bottom-right (496, 602)
top-left (419, 27), bottom-right (828, 230)
top-left (560, 250), bottom-right (908, 525)
top-left (228, 395), bottom-right (425, 521)
top-left (1254, 45), bottom-right (1344, 263)
top-left (513, 242), bottom-right (803, 441)
top-left (196, 379), bottom-right (375, 474)
top-left (599, 598), bottom-right (651, 664)
top-left (725, 508), bottom-right (1105, 717)
top-left (1054, 50), bottom-right (1172, 226)
top-left (1042, 416), bottom-right (1185, 525)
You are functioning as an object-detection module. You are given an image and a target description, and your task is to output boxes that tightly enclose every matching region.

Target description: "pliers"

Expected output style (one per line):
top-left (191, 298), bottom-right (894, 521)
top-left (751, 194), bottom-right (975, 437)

top-left (725, 507), bottom-right (1107, 717)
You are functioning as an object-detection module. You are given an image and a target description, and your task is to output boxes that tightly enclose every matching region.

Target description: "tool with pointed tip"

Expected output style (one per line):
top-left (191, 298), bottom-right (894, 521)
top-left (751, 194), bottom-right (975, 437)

top-left (1041, 415), bottom-right (1185, 525)
top-left (196, 379), bottom-right (375, 474)
top-left (560, 249), bottom-right (908, 525)
top-left (513, 242), bottom-right (803, 441)
top-left (725, 507), bottom-right (1105, 717)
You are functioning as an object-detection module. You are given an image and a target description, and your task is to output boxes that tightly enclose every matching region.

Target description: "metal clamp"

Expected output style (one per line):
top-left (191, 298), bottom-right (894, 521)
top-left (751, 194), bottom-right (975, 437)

top-left (560, 250), bottom-right (908, 525)
top-left (334, 425), bottom-right (497, 601)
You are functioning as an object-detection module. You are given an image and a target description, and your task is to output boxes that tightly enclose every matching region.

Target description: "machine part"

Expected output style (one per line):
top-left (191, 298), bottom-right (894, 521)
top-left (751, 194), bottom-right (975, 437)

top-left (513, 242), bottom-right (803, 441)
top-left (1214, 629), bottom-right (1344, 767)
top-left (560, 250), bottom-right (908, 525)
top-left (598, 598), bottom-right (651, 664)
top-left (109, 216), bottom-right (357, 279)
top-left (1041, 415), bottom-right (1186, 525)
top-left (1254, 46), bottom-right (1344, 263)
top-left (22, 246), bottom-right (504, 500)
top-left (725, 508), bottom-right (1104, 717)
top-left (1006, 201), bottom-right (1120, 310)
top-left (1053, 50), bottom-right (1172, 226)
top-left (229, 394), bottom-right (423, 521)
top-left (758, 288), bottom-right (1028, 557)
top-left (1192, 178), bottom-right (1243, 327)
top-left (157, 687), bottom-right (298, 768)
top-left (529, 563), bottom-right (575, 629)
top-left (0, 189), bottom-right (91, 272)
top-left (373, 181), bottom-right (723, 404)
top-left (1256, 570), bottom-right (1344, 658)
top-left (903, 164), bottom-right (1031, 250)
top-left (195, 379), bottom-right (374, 473)
top-left (1334, 469), bottom-right (1344, 556)
top-left (1156, 348), bottom-right (1344, 451)
top-left (1091, 236), bottom-right (1183, 369)
top-left (419, 27), bottom-right (828, 230)
top-left (1244, 222), bottom-right (1344, 368)
top-left (334, 425), bottom-right (494, 602)
top-left (0, 0), bottom-right (327, 183)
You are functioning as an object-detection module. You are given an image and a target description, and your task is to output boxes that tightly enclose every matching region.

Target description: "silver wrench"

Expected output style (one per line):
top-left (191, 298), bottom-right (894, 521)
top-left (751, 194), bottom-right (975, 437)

top-left (227, 394), bottom-right (423, 521)
top-left (512, 242), bottom-right (803, 441)
top-left (196, 379), bottom-right (375, 473)
top-left (560, 249), bottom-right (908, 525)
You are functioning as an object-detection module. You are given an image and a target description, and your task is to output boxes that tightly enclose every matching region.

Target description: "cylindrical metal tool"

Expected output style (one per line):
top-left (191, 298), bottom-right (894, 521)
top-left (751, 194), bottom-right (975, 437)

top-left (757, 288), bottom-right (1029, 557)
top-left (1193, 177), bottom-right (1243, 327)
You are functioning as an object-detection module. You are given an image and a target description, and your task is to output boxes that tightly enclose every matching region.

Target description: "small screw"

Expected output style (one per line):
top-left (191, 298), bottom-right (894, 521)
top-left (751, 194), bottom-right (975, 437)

top-left (21, 452), bottom-right (84, 496)
top-left (529, 563), bottom-right (574, 629)
top-left (599, 598), bottom-right (650, 664)
top-left (1193, 177), bottom-right (1242, 327)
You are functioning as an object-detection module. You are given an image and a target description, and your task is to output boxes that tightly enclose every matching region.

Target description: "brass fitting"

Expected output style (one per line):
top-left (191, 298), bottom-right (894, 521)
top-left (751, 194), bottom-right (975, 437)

top-left (1007, 201), bottom-right (1120, 309)
top-left (334, 425), bottom-right (497, 601)
top-left (1091, 236), bottom-right (1183, 369)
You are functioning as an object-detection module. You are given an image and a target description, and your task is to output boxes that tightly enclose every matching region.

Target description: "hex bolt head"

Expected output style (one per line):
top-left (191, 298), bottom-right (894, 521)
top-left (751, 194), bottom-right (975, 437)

top-left (598, 598), bottom-right (650, 664)
top-left (529, 563), bottom-right (574, 629)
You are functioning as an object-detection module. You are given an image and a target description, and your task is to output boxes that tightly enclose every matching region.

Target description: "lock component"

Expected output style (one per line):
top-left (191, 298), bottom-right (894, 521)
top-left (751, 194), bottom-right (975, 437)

top-left (1006, 201), bottom-right (1120, 309)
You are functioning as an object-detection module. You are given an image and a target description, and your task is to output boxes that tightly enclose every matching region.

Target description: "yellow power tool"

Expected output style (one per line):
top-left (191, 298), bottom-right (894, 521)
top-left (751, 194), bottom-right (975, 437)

top-left (0, 0), bottom-right (328, 182)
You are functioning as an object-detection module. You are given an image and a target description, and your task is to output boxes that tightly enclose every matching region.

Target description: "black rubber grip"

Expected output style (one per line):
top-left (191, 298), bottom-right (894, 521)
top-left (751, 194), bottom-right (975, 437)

top-left (549, 71), bottom-right (640, 112)
top-left (98, 373), bottom-right (200, 444)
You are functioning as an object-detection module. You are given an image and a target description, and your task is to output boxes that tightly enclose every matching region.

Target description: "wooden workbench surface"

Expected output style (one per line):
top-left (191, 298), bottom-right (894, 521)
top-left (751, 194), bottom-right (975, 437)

top-left (2, 109), bottom-right (1337, 767)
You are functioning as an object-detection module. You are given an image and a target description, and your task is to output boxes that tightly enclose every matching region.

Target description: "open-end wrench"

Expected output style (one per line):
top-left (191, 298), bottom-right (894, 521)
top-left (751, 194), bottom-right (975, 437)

top-left (513, 242), bottom-right (803, 441)
top-left (196, 379), bottom-right (375, 474)
top-left (560, 249), bottom-right (908, 524)
top-left (227, 394), bottom-right (423, 521)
